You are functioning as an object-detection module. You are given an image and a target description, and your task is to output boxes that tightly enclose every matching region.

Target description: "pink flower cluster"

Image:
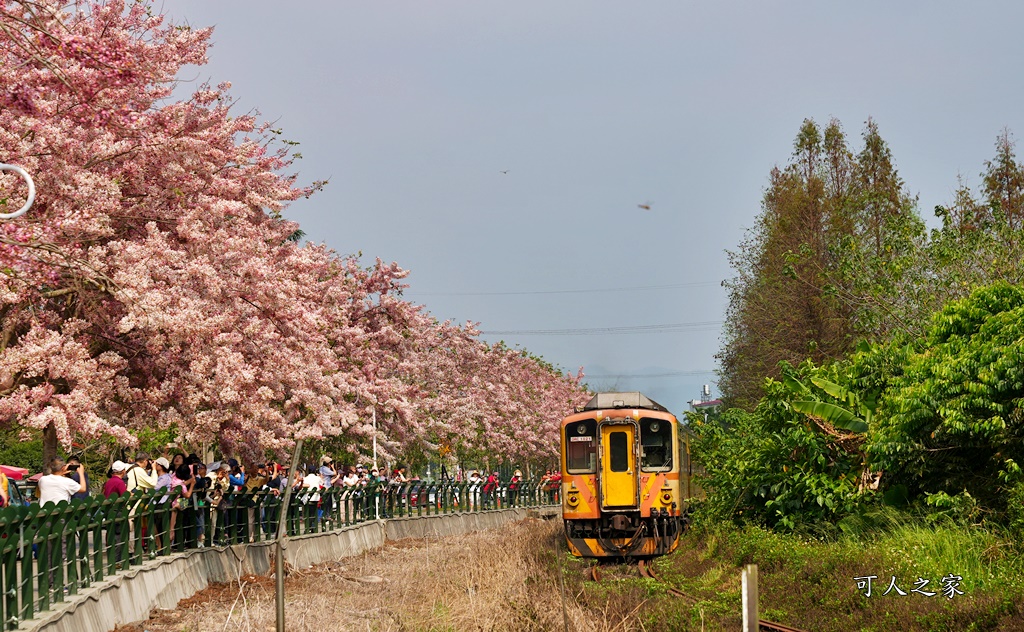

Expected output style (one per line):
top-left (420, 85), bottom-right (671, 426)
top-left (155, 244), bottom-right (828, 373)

top-left (0, 1), bottom-right (588, 463)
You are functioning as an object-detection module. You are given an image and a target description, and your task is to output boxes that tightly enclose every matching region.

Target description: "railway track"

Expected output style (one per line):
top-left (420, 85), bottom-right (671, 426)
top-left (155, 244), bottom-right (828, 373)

top-left (636, 558), bottom-right (695, 601)
top-left (757, 620), bottom-right (808, 632)
top-left (635, 559), bottom-right (807, 632)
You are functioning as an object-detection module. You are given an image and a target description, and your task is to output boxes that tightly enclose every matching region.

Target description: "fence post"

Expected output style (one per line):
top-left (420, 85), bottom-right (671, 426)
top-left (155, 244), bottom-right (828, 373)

top-left (742, 563), bottom-right (758, 632)
top-left (1, 505), bottom-right (26, 630)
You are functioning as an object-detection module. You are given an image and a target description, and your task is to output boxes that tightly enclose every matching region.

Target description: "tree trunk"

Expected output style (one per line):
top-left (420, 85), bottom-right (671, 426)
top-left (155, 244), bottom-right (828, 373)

top-left (42, 421), bottom-right (57, 472)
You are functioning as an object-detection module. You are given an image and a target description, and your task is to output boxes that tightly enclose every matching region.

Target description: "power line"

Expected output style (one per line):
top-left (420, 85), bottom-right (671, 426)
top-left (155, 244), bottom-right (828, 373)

top-left (584, 369), bottom-right (716, 379)
top-left (482, 321), bottom-right (723, 336)
top-left (414, 281), bottom-right (719, 297)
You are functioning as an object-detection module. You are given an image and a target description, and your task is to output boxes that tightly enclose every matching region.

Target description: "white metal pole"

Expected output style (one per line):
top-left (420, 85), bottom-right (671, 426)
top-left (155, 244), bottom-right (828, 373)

top-left (742, 563), bottom-right (759, 632)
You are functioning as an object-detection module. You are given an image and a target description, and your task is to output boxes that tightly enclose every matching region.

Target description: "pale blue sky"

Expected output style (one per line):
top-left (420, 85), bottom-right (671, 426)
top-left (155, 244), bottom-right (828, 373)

top-left (171, 1), bottom-right (1024, 414)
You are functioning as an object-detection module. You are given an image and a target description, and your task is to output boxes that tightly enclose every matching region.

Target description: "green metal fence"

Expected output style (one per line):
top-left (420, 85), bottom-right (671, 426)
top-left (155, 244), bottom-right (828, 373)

top-left (0, 479), bottom-right (559, 629)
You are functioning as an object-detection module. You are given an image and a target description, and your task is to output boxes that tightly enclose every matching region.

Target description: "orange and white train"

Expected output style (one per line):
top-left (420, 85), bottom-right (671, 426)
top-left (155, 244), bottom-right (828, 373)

top-left (560, 392), bottom-right (698, 558)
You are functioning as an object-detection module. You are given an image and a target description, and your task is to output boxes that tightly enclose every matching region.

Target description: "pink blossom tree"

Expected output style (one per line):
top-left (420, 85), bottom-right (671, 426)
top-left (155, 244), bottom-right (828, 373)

top-left (0, 0), bottom-right (588, 468)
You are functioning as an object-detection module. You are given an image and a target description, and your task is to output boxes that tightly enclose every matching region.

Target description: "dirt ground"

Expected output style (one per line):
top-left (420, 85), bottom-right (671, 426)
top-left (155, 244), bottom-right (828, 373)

top-left (112, 518), bottom-right (640, 632)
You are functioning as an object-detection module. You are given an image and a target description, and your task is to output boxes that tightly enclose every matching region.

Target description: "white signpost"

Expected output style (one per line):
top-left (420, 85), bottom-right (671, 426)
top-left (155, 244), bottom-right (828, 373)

top-left (742, 563), bottom-right (759, 632)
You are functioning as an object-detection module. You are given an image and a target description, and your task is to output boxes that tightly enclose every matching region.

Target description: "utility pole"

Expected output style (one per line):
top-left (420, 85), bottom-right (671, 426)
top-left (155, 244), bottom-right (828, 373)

top-left (275, 439), bottom-right (304, 632)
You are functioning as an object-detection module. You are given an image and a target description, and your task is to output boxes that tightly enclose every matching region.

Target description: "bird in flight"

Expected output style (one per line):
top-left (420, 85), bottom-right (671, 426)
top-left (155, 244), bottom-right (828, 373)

top-left (637, 202), bottom-right (652, 211)
top-left (500, 170), bottom-right (509, 174)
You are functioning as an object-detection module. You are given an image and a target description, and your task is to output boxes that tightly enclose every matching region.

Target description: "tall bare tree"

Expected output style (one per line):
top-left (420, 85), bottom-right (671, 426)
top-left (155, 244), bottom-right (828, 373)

top-left (719, 118), bottom-right (925, 408)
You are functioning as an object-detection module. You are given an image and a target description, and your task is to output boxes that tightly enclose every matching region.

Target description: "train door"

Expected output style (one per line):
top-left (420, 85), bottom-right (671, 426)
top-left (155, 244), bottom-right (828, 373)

top-left (600, 423), bottom-right (638, 508)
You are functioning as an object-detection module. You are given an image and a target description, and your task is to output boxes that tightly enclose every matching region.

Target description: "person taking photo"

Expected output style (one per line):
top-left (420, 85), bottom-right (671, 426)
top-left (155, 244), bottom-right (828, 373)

top-left (38, 459), bottom-right (86, 506)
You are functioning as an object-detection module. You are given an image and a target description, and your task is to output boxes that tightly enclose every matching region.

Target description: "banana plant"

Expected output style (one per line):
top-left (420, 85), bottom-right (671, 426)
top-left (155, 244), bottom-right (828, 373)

top-left (784, 374), bottom-right (873, 434)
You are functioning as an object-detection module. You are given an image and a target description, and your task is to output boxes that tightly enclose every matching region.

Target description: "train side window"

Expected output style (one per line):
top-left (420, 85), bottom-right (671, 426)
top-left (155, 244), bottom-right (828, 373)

top-left (640, 417), bottom-right (673, 472)
top-left (566, 420), bottom-right (597, 473)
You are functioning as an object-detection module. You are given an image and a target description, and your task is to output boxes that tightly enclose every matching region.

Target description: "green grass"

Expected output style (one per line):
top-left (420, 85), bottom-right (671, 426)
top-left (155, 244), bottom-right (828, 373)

top-left (640, 514), bottom-right (1024, 631)
top-left (867, 520), bottom-right (1024, 594)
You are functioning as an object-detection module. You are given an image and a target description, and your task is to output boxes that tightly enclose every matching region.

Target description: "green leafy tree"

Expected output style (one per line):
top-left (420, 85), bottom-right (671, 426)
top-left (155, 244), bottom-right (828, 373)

top-left (691, 365), bottom-right (866, 531)
top-left (0, 428), bottom-right (42, 471)
top-left (867, 283), bottom-right (1024, 514)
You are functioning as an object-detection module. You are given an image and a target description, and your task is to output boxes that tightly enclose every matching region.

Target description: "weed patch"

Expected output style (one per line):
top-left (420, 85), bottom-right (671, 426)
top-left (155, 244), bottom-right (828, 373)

top-left (656, 519), bottom-right (1024, 631)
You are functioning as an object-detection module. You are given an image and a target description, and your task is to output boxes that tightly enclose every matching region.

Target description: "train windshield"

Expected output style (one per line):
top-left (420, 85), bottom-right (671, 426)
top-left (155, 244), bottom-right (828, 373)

top-left (640, 417), bottom-right (673, 471)
top-left (565, 419), bottom-right (597, 473)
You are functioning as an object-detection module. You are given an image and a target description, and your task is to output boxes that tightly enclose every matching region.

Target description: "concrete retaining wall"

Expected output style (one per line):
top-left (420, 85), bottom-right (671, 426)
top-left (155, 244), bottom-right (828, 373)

top-left (285, 518), bottom-right (386, 572)
top-left (23, 506), bottom-right (559, 632)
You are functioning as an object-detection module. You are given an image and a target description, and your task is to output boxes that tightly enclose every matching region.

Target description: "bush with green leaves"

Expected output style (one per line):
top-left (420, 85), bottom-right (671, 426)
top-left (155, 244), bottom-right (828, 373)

top-left (0, 429), bottom-right (42, 471)
top-left (867, 282), bottom-right (1024, 515)
top-left (689, 369), bottom-right (867, 531)
top-left (696, 283), bottom-right (1024, 532)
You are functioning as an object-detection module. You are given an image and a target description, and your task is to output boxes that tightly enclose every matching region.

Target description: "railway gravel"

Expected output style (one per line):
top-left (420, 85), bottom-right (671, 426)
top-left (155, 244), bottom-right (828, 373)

top-left (112, 518), bottom-right (654, 632)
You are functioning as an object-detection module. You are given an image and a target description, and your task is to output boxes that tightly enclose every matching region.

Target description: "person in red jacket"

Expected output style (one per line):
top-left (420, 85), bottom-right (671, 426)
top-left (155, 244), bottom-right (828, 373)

top-left (546, 470), bottom-right (562, 502)
top-left (515, 469), bottom-right (526, 505)
top-left (483, 471), bottom-right (499, 507)
top-left (103, 461), bottom-right (129, 498)
top-left (103, 461), bottom-right (129, 564)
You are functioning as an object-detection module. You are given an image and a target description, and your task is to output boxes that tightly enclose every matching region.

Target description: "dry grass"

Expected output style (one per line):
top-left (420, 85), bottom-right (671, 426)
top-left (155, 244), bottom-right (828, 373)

top-left (114, 518), bottom-right (653, 632)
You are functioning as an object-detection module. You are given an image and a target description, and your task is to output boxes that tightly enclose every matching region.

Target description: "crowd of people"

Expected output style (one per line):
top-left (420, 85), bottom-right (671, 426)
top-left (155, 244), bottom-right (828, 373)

top-left (20, 451), bottom-right (564, 542)
top-left (12, 446), bottom-right (565, 544)
top-left (1, 451), bottom-right (564, 618)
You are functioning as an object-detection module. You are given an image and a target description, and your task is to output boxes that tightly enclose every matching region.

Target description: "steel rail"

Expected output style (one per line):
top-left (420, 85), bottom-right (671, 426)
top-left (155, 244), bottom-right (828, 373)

top-left (636, 559), bottom-right (807, 632)
top-left (757, 620), bottom-right (808, 632)
top-left (636, 558), bottom-right (696, 601)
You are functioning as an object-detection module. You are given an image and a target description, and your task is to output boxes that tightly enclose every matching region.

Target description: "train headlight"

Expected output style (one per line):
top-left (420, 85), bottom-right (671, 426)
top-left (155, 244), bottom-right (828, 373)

top-left (660, 487), bottom-right (673, 505)
top-left (649, 421), bottom-right (660, 433)
top-left (576, 423), bottom-right (587, 435)
top-left (567, 492), bottom-right (580, 507)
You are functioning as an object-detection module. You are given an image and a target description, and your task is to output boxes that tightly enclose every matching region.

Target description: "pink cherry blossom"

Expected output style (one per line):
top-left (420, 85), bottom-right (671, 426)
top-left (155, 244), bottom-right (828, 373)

top-left (0, 1), bottom-right (589, 464)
